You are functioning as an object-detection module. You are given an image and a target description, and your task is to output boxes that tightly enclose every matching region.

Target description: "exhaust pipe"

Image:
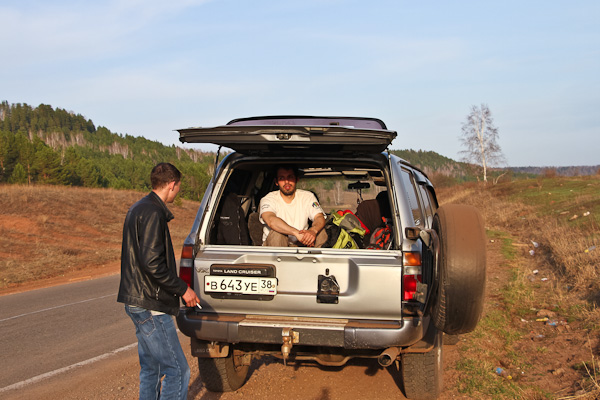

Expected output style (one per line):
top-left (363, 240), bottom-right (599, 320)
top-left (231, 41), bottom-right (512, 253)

top-left (377, 347), bottom-right (400, 367)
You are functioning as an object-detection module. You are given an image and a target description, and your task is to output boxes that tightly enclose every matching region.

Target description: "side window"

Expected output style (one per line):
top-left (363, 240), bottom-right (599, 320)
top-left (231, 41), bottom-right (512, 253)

top-left (400, 170), bottom-right (424, 228)
top-left (418, 185), bottom-right (435, 227)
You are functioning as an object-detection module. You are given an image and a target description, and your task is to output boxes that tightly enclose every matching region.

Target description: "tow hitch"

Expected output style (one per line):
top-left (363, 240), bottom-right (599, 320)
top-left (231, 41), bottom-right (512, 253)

top-left (281, 328), bottom-right (299, 365)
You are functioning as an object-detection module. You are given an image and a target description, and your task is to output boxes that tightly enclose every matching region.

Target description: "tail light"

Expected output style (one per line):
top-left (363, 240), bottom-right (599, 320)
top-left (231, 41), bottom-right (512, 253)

top-left (403, 252), bottom-right (422, 301)
top-left (179, 244), bottom-right (194, 289)
top-left (403, 275), bottom-right (422, 301)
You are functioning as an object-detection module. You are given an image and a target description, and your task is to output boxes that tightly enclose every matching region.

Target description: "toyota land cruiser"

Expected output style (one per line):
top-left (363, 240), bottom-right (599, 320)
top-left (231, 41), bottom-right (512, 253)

top-left (175, 116), bottom-right (486, 399)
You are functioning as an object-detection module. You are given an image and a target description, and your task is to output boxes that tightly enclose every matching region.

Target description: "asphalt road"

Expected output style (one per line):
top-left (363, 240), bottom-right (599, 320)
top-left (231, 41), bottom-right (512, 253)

top-left (0, 275), bottom-right (422, 399)
top-left (0, 275), bottom-right (134, 392)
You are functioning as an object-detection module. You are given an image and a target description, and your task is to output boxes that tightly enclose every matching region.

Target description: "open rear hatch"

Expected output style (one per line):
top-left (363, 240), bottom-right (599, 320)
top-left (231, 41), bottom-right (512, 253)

top-left (177, 116), bottom-right (397, 155)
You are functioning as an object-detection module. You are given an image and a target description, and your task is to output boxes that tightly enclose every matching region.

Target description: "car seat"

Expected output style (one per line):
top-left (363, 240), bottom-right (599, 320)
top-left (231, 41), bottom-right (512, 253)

top-left (247, 212), bottom-right (264, 246)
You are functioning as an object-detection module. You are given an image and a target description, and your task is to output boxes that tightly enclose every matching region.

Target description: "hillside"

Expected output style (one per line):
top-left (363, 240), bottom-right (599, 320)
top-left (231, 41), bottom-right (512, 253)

top-left (0, 101), bottom-right (214, 200)
top-left (392, 149), bottom-right (600, 182)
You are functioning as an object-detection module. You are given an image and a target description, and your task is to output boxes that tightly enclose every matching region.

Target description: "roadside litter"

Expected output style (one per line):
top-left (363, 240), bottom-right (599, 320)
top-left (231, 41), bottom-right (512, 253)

top-left (495, 367), bottom-right (512, 379)
top-left (532, 310), bottom-right (569, 328)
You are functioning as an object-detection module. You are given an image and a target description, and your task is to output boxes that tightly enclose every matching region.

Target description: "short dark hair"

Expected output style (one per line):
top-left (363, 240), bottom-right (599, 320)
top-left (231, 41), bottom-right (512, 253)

top-left (151, 163), bottom-right (181, 189)
top-left (274, 164), bottom-right (299, 178)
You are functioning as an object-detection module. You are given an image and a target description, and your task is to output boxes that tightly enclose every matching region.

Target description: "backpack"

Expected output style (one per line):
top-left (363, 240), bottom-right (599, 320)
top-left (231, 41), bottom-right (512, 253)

top-left (323, 210), bottom-right (367, 249)
top-left (336, 209), bottom-right (370, 234)
top-left (367, 217), bottom-right (393, 250)
top-left (216, 192), bottom-right (250, 245)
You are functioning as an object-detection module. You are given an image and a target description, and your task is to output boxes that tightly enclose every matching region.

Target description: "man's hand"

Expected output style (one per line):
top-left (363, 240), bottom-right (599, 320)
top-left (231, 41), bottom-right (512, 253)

top-left (182, 286), bottom-right (200, 308)
top-left (262, 211), bottom-right (325, 247)
top-left (298, 214), bottom-right (326, 247)
top-left (297, 229), bottom-right (317, 247)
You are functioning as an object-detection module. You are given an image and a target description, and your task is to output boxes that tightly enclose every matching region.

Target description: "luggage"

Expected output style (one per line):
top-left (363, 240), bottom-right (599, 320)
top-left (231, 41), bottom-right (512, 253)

top-left (367, 217), bottom-right (393, 250)
top-left (323, 210), bottom-right (367, 249)
top-left (216, 192), bottom-right (250, 245)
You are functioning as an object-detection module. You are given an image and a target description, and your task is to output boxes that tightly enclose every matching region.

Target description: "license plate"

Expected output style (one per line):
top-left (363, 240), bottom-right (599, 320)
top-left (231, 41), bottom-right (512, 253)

top-left (204, 276), bottom-right (278, 295)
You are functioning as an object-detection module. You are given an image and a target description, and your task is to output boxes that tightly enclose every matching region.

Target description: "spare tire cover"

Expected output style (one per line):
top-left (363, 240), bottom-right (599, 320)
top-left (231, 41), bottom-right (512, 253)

top-left (430, 204), bottom-right (486, 335)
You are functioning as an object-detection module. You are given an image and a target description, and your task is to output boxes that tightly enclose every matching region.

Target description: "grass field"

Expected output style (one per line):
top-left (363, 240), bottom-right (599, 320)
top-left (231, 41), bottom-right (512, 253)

top-left (437, 176), bottom-right (600, 399)
top-left (0, 185), bottom-right (200, 289)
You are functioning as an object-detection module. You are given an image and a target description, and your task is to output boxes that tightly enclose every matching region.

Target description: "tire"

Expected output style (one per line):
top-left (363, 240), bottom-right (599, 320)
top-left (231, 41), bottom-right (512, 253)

top-left (430, 204), bottom-right (487, 335)
top-left (197, 349), bottom-right (250, 392)
top-left (402, 329), bottom-right (443, 400)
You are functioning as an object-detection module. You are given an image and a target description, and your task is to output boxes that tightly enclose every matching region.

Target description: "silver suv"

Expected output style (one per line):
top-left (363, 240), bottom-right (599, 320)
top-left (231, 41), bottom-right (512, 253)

top-left (176, 116), bottom-right (486, 399)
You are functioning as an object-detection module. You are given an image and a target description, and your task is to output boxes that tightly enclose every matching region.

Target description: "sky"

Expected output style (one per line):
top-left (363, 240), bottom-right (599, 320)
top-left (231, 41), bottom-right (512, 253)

top-left (1, 0), bottom-right (598, 167)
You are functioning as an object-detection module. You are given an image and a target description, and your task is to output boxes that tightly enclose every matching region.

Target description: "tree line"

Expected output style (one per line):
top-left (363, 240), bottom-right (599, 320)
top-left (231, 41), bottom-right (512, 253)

top-left (3, 101), bottom-right (594, 199)
top-left (0, 101), bottom-right (214, 200)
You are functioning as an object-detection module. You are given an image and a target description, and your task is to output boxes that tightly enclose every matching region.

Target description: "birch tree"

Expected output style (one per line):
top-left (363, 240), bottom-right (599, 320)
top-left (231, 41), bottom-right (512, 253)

top-left (459, 104), bottom-right (505, 183)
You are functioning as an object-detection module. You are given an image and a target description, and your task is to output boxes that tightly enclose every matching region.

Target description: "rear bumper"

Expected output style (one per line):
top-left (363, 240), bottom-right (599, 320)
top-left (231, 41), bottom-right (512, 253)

top-left (176, 308), bottom-right (426, 350)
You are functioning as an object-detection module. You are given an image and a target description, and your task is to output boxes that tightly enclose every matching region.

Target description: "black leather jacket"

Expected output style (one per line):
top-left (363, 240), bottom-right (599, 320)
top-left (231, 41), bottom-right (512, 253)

top-left (117, 192), bottom-right (188, 315)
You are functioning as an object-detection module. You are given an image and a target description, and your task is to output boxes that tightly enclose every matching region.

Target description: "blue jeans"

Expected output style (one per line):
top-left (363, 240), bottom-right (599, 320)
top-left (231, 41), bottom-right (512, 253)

top-left (125, 305), bottom-right (190, 400)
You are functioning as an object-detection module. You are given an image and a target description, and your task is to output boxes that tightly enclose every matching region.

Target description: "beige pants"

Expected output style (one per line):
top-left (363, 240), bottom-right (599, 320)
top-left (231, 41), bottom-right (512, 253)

top-left (264, 230), bottom-right (328, 248)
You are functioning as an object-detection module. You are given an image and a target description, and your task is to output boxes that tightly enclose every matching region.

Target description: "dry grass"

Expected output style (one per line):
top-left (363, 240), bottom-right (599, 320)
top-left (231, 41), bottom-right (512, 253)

top-left (2, 179), bottom-right (600, 397)
top-left (438, 178), bottom-right (600, 398)
top-left (438, 180), bottom-right (600, 305)
top-left (0, 184), bottom-right (200, 290)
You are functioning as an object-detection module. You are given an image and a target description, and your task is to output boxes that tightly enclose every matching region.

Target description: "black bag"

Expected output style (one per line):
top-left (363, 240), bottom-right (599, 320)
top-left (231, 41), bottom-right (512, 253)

top-left (216, 192), bottom-right (250, 245)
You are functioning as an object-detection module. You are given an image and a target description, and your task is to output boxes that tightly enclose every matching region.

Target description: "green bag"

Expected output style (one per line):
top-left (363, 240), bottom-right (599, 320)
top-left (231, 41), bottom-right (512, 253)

top-left (330, 211), bottom-right (366, 236)
top-left (325, 211), bottom-right (367, 249)
top-left (332, 227), bottom-right (359, 249)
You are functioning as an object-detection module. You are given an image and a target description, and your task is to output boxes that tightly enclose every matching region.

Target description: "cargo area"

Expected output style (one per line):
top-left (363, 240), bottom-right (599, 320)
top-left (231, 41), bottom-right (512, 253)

top-left (188, 155), bottom-right (408, 320)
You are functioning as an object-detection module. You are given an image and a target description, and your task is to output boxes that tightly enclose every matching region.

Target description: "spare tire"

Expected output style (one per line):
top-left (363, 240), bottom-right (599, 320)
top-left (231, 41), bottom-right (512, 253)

top-left (430, 204), bottom-right (486, 335)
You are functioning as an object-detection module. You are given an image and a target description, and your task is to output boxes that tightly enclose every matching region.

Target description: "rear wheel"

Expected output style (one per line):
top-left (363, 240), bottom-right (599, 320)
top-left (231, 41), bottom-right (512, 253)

top-left (401, 329), bottom-right (443, 400)
top-left (197, 349), bottom-right (250, 392)
top-left (430, 204), bottom-right (487, 335)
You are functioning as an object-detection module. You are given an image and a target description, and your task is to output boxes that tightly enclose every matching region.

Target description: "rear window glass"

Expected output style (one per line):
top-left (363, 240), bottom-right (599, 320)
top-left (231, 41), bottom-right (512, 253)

top-left (227, 117), bottom-right (386, 130)
top-left (297, 169), bottom-right (386, 213)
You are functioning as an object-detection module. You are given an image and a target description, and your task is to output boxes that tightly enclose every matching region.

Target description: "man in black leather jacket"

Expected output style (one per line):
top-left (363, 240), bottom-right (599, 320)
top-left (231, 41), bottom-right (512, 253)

top-left (118, 162), bottom-right (199, 400)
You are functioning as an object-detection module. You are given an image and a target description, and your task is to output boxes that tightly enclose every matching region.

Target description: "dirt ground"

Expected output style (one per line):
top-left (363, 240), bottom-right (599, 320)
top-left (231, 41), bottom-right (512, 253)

top-left (0, 231), bottom-right (514, 400)
top-left (1, 185), bottom-right (597, 399)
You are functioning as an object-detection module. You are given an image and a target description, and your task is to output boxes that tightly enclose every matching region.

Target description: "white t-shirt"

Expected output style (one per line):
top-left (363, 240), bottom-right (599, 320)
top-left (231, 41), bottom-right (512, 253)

top-left (259, 189), bottom-right (325, 242)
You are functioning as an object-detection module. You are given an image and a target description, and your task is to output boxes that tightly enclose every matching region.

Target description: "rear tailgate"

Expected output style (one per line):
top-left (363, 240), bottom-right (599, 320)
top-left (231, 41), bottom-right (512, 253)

top-left (177, 124), bottom-right (396, 155)
top-left (193, 246), bottom-right (403, 321)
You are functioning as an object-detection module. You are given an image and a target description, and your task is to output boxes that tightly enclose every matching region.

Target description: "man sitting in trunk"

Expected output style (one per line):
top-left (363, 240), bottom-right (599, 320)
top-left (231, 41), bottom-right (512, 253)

top-left (259, 165), bottom-right (327, 247)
